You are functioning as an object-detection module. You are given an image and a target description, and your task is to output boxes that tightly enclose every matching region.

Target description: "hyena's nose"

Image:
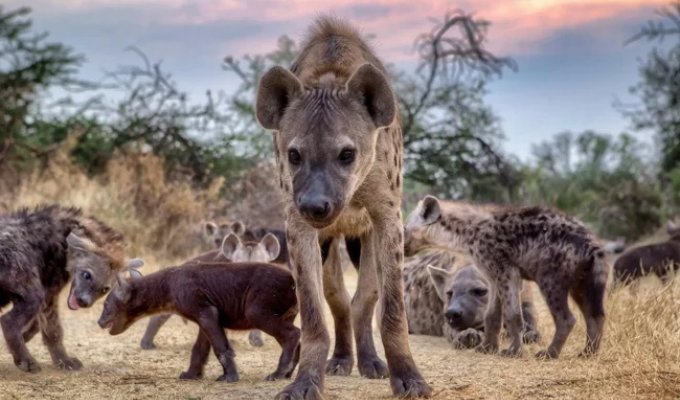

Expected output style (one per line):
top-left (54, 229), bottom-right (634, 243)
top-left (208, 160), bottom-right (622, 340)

top-left (445, 309), bottom-right (462, 322)
top-left (298, 195), bottom-right (332, 221)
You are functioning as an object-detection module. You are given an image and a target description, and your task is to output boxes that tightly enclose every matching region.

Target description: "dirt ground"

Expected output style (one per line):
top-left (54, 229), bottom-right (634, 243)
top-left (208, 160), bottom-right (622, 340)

top-left (1, 265), bottom-right (679, 400)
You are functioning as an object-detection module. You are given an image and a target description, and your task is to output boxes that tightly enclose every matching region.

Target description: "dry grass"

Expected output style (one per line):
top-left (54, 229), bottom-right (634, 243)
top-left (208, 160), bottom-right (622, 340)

top-left (0, 152), bottom-right (678, 399)
top-left (0, 267), bottom-right (678, 399)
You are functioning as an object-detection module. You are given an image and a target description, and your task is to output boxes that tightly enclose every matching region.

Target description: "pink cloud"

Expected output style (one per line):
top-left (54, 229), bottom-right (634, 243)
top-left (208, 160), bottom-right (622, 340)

top-left (27, 0), bottom-right (669, 60)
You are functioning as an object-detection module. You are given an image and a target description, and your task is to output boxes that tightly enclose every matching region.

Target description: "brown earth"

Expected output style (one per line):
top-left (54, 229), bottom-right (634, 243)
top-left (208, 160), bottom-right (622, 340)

top-left (1, 262), bottom-right (679, 400)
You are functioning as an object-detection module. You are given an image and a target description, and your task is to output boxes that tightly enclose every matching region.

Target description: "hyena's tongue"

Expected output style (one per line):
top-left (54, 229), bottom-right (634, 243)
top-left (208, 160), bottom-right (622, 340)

top-left (67, 287), bottom-right (80, 310)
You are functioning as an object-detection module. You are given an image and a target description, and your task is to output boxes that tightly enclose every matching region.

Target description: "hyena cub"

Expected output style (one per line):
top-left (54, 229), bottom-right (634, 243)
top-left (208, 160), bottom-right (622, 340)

top-left (140, 232), bottom-right (281, 350)
top-left (204, 219), bottom-right (246, 248)
top-left (403, 250), bottom-right (540, 349)
top-left (99, 261), bottom-right (299, 382)
top-left (405, 197), bottom-right (608, 359)
top-left (0, 205), bottom-right (142, 372)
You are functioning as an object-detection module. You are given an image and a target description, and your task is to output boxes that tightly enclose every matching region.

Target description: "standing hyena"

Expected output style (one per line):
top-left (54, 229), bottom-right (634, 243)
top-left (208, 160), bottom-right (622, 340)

top-left (0, 205), bottom-right (142, 372)
top-left (140, 232), bottom-right (281, 350)
top-left (404, 196), bottom-right (608, 359)
top-left (256, 16), bottom-right (431, 399)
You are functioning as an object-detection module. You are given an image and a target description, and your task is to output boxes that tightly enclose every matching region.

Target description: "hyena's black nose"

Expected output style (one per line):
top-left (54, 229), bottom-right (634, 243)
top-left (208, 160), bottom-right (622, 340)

top-left (298, 195), bottom-right (332, 221)
top-left (445, 309), bottom-right (462, 321)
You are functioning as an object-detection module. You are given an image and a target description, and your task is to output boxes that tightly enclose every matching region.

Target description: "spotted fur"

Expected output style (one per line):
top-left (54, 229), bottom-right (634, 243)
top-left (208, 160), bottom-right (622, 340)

top-left (405, 197), bottom-right (608, 359)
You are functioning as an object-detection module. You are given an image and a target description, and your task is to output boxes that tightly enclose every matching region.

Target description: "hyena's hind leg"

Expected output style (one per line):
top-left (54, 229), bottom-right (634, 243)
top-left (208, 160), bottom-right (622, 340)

top-left (1, 289), bottom-right (44, 372)
top-left (478, 279), bottom-right (502, 354)
top-left (38, 297), bottom-right (82, 370)
top-left (322, 237), bottom-right (354, 376)
top-left (535, 276), bottom-right (575, 359)
top-left (571, 261), bottom-right (607, 357)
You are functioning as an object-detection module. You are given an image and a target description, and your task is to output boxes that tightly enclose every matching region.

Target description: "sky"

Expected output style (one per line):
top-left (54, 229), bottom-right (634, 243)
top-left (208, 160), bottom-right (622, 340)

top-left (12, 0), bottom-right (670, 159)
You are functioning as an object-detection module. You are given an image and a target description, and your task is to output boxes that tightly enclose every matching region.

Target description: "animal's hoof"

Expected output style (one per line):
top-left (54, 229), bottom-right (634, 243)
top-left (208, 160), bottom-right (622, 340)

top-left (325, 357), bottom-right (353, 376)
top-left (179, 371), bottom-right (202, 380)
top-left (535, 349), bottom-right (559, 360)
top-left (248, 331), bottom-right (264, 347)
top-left (454, 328), bottom-right (483, 349)
top-left (56, 356), bottom-right (83, 371)
top-left (476, 341), bottom-right (498, 354)
top-left (523, 329), bottom-right (541, 344)
top-left (274, 378), bottom-right (324, 400)
top-left (358, 357), bottom-right (389, 379)
top-left (140, 340), bottom-right (156, 350)
top-left (390, 374), bottom-right (432, 398)
top-left (500, 348), bottom-right (522, 358)
top-left (16, 358), bottom-right (41, 373)
top-left (216, 372), bottom-right (240, 383)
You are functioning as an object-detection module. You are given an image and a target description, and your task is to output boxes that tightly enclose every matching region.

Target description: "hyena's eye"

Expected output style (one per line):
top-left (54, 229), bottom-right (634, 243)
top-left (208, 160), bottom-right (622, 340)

top-left (338, 148), bottom-right (356, 166)
top-left (81, 271), bottom-right (92, 281)
top-left (471, 288), bottom-right (488, 297)
top-left (101, 286), bottom-right (110, 294)
top-left (446, 290), bottom-right (453, 299)
top-left (288, 149), bottom-right (302, 166)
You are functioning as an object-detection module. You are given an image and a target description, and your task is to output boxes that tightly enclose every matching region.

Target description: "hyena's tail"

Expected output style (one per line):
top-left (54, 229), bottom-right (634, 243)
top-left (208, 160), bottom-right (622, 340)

top-left (586, 248), bottom-right (609, 317)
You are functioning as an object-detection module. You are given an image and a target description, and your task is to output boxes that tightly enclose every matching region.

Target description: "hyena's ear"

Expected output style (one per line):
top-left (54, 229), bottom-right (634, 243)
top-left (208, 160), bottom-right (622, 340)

top-left (427, 264), bottom-right (451, 302)
top-left (115, 275), bottom-right (132, 303)
top-left (230, 221), bottom-right (245, 236)
top-left (346, 63), bottom-right (396, 128)
top-left (204, 221), bottom-right (217, 236)
top-left (420, 195), bottom-right (441, 225)
top-left (220, 233), bottom-right (242, 261)
top-left (126, 258), bottom-right (144, 279)
top-left (66, 232), bottom-right (96, 251)
top-left (260, 233), bottom-right (281, 262)
top-left (256, 66), bottom-right (304, 130)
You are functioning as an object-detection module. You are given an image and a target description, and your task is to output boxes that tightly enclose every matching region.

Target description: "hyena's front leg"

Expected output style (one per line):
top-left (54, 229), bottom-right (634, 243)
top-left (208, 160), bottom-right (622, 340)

top-left (353, 231), bottom-right (388, 379)
top-left (371, 207), bottom-right (432, 397)
top-left (323, 238), bottom-right (354, 376)
top-left (38, 297), bottom-right (82, 370)
top-left (276, 218), bottom-right (328, 400)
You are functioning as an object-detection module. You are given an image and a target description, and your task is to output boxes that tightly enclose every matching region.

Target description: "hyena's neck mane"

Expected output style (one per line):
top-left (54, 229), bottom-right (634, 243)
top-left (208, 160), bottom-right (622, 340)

top-left (291, 15), bottom-right (387, 87)
top-left (430, 202), bottom-right (495, 254)
top-left (51, 205), bottom-right (126, 266)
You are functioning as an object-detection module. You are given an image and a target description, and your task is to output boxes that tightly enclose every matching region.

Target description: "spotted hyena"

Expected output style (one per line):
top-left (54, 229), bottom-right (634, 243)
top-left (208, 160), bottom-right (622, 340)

top-left (204, 219), bottom-right (246, 248)
top-left (405, 196), bottom-right (608, 359)
top-left (402, 249), bottom-right (540, 349)
top-left (0, 205), bottom-right (142, 372)
top-left (256, 16), bottom-right (430, 399)
top-left (612, 221), bottom-right (680, 290)
top-left (139, 232), bottom-right (281, 350)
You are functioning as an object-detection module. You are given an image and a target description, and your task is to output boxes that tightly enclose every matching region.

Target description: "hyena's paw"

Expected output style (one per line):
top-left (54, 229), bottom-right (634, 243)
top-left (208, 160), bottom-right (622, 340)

top-left (390, 372), bottom-right (433, 398)
top-left (325, 356), bottom-right (353, 376)
top-left (499, 347), bottom-right (523, 358)
top-left (216, 371), bottom-right (240, 383)
top-left (179, 370), bottom-right (202, 380)
top-left (265, 370), bottom-right (289, 381)
top-left (535, 348), bottom-right (559, 360)
top-left (523, 328), bottom-right (541, 344)
top-left (55, 356), bottom-right (83, 371)
top-left (140, 339), bottom-right (157, 350)
top-left (275, 377), bottom-right (324, 400)
top-left (358, 356), bottom-right (389, 379)
top-left (475, 340), bottom-right (498, 354)
top-left (453, 328), bottom-right (483, 349)
top-left (16, 357), bottom-right (41, 373)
